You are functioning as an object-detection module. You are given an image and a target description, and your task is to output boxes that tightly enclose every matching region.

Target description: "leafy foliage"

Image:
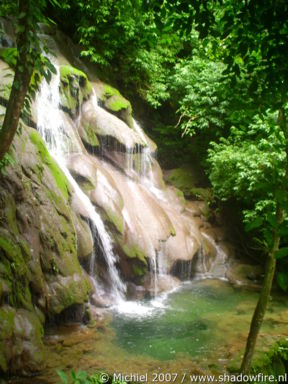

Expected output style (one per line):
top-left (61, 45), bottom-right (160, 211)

top-left (0, 152), bottom-right (14, 174)
top-left (170, 57), bottom-right (228, 137)
top-left (207, 111), bottom-right (287, 251)
top-left (57, 370), bottom-right (128, 384)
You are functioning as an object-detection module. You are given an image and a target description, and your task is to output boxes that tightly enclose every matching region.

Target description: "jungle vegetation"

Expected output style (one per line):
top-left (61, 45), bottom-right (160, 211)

top-left (1, 0), bottom-right (288, 373)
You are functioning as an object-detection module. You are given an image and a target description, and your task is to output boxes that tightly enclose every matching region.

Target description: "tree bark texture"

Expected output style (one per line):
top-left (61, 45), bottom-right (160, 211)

top-left (0, 0), bottom-right (33, 161)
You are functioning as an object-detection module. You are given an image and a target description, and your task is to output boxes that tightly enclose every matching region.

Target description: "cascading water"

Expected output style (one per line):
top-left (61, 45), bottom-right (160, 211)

top-left (195, 232), bottom-right (228, 280)
top-left (132, 119), bottom-right (154, 181)
top-left (36, 61), bottom-right (126, 302)
top-left (36, 56), bottom-right (228, 312)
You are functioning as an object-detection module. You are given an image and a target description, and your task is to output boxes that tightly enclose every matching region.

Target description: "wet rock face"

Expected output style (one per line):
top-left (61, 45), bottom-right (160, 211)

top-left (0, 126), bottom-right (92, 374)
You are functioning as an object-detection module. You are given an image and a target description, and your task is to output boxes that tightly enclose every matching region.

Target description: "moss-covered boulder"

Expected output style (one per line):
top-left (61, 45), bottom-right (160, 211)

top-left (59, 65), bottom-right (92, 117)
top-left (0, 306), bottom-right (44, 374)
top-left (164, 165), bottom-right (199, 197)
top-left (46, 271), bottom-right (91, 315)
top-left (98, 84), bottom-right (134, 128)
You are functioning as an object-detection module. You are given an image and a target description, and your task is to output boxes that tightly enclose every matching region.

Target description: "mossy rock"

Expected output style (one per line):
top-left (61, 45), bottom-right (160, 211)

top-left (29, 130), bottom-right (71, 201)
top-left (59, 65), bottom-right (92, 116)
top-left (46, 272), bottom-right (92, 315)
top-left (120, 242), bottom-right (147, 263)
top-left (105, 208), bottom-right (125, 235)
top-left (0, 305), bottom-right (44, 374)
top-left (81, 122), bottom-right (100, 148)
top-left (116, 238), bottom-right (148, 284)
top-left (0, 124), bottom-right (95, 374)
top-left (0, 233), bottom-right (33, 310)
top-left (164, 166), bottom-right (197, 196)
top-left (101, 84), bottom-right (121, 99)
top-left (99, 84), bottom-right (133, 128)
top-left (165, 165), bottom-right (210, 201)
top-left (190, 187), bottom-right (212, 201)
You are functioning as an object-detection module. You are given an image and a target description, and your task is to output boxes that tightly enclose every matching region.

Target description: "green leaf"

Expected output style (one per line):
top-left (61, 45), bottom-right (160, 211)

top-left (245, 217), bottom-right (264, 232)
top-left (276, 272), bottom-right (288, 291)
top-left (18, 11), bottom-right (26, 19)
top-left (234, 55), bottom-right (243, 66)
top-left (57, 370), bottom-right (68, 384)
top-left (275, 247), bottom-right (288, 260)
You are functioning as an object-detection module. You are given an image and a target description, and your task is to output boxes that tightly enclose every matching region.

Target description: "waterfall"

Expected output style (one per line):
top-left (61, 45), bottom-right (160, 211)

top-left (36, 62), bottom-right (126, 302)
top-left (195, 232), bottom-right (228, 280)
top-left (133, 119), bottom-right (153, 180)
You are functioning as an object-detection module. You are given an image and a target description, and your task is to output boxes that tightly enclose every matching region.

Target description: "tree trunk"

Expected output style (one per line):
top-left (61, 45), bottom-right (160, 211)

top-left (240, 223), bottom-right (280, 373)
top-left (0, 0), bottom-right (33, 161)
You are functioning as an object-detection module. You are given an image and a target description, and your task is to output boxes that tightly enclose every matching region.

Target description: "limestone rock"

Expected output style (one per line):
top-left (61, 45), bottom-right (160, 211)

top-left (46, 271), bottom-right (91, 315)
top-left (96, 83), bottom-right (133, 128)
top-left (59, 65), bottom-right (92, 117)
top-left (0, 306), bottom-right (44, 374)
top-left (80, 97), bottom-right (145, 152)
top-left (73, 215), bottom-right (94, 263)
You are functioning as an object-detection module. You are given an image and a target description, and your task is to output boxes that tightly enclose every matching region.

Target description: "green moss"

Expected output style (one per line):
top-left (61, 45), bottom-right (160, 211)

top-left (60, 65), bottom-right (91, 84)
top-left (0, 235), bottom-right (32, 309)
top-left (0, 83), bottom-right (12, 102)
top-left (190, 187), bottom-right (212, 201)
top-left (0, 306), bottom-right (14, 370)
top-left (5, 196), bottom-right (18, 236)
top-left (29, 130), bottom-right (71, 201)
top-left (59, 65), bottom-right (92, 114)
top-left (170, 226), bottom-right (176, 237)
top-left (0, 277), bottom-right (11, 303)
top-left (132, 263), bottom-right (146, 278)
top-left (82, 123), bottom-right (99, 147)
top-left (0, 48), bottom-right (17, 69)
top-left (48, 274), bottom-right (92, 314)
top-left (0, 306), bottom-right (44, 373)
top-left (165, 166), bottom-right (197, 196)
top-left (100, 84), bottom-right (120, 101)
top-left (99, 84), bottom-right (134, 127)
top-left (120, 242), bottom-right (147, 264)
top-left (106, 208), bottom-right (124, 235)
top-left (105, 95), bottom-right (130, 112)
top-left (0, 305), bottom-right (15, 339)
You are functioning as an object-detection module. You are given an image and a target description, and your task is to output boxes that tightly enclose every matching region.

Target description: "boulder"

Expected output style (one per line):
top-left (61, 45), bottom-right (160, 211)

top-left (59, 65), bottom-right (92, 117)
top-left (80, 98), bottom-right (145, 153)
top-left (96, 83), bottom-right (134, 128)
top-left (0, 306), bottom-right (44, 374)
top-left (144, 274), bottom-right (181, 294)
top-left (73, 215), bottom-right (94, 263)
